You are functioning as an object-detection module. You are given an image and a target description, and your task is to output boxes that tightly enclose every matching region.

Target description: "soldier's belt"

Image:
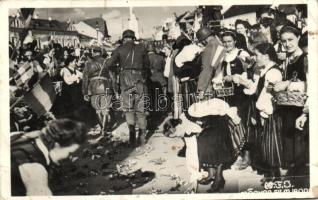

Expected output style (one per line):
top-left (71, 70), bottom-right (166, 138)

top-left (180, 77), bottom-right (196, 82)
top-left (90, 77), bottom-right (109, 81)
top-left (121, 68), bottom-right (145, 71)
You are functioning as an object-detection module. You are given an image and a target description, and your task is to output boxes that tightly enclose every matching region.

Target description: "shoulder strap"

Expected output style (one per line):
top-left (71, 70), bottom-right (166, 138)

top-left (131, 50), bottom-right (135, 68)
top-left (237, 49), bottom-right (242, 56)
top-left (97, 58), bottom-right (107, 78)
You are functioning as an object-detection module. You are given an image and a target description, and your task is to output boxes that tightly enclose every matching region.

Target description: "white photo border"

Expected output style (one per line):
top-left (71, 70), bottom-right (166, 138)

top-left (1, 0), bottom-right (317, 199)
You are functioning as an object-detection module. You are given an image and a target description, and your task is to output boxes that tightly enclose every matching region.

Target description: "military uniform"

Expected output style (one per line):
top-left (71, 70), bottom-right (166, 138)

top-left (197, 38), bottom-right (226, 94)
top-left (106, 30), bottom-right (150, 146)
top-left (148, 52), bottom-right (167, 88)
top-left (82, 55), bottom-right (115, 134)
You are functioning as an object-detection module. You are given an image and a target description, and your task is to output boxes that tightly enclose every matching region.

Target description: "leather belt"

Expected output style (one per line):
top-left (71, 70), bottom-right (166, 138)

top-left (90, 77), bottom-right (109, 81)
top-left (122, 68), bottom-right (145, 71)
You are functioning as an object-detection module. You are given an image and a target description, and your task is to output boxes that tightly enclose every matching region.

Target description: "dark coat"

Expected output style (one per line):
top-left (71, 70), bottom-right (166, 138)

top-left (106, 42), bottom-right (150, 91)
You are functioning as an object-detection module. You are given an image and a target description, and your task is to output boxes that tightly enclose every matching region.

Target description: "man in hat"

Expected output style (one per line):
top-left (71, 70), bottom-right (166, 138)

top-left (11, 118), bottom-right (87, 196)
top-left (196, 26), bottom-right (226, 99)
top-left (107, 29), bottom-right (150, 147)
top-left (257, 7), bottom-right (276, 21)
top-left (82, 46), bottom-right (116, 137)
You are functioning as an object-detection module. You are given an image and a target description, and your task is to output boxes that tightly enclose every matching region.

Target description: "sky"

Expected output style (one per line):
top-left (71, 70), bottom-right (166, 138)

top-left (10, 7), bottom-right (200, 39)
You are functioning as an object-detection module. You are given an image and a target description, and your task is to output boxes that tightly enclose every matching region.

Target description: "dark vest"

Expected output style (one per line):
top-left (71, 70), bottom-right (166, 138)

top-left (285, 53), bottom-right (306, 81)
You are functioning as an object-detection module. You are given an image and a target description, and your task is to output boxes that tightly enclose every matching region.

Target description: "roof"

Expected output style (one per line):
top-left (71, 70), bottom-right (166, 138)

top-left (9, 17), bottom-right (79, 34)
top-left (83, 17), bottom-right (110, 37)
top-left (74, 21), bottom-right (104, 39)
top-left (28, 18), bottom-right (71, 31)
top-left (278, 5), bottom-right (297, 15)
top-left (223, 5), bottom-right (270, 18)
top-left (78, 33), bottom-right (94, 39)
top-left (9, 26), bottom-right (78, 36)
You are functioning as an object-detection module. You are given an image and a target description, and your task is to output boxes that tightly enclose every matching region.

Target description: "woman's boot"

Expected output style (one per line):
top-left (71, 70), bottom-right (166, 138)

top-left (198, 167), bottom-right (215, 185)
top-left (208, 164), bottom-right (225, 192)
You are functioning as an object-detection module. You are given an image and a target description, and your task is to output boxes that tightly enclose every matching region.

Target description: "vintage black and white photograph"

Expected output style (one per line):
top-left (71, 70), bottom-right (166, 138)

top-left (5, 2), bottom-right (313, 197)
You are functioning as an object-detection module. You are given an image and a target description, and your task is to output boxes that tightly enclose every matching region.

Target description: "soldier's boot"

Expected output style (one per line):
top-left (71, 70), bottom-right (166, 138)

top-left (128, 125), bottom-right (136, 147)
top-left (101, 113), bottom-right (112, 139)
top-left (136, 112), bottom-right (147, 146)
top-left (96, 113), bottom-right (103, 132)
top-left (137, 129), bottom-right (147, 146)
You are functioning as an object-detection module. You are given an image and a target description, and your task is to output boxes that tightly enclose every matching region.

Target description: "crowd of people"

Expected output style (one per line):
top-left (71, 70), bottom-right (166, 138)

top-left (163, 7), bottom-right (309, 192)
top-left (9, 6), bottom-right (309, 195)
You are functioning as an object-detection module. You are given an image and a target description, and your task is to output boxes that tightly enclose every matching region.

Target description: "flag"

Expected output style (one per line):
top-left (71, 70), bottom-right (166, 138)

top-left (18, 8), bottom-right (34, 45)
top-left (209, 40), bottom-right (226, 84)
top-left (23, 13), bottom-right (33, 28)
top-left (210, 40), bottom-right (226, 69)
top-left (23, 32), bottom-right (34, 44)
top-left (13, 62), bottom-right (35, 87)
top-left (19, 8), bottom-right (35, 20)
top-left (193, 12), bottom-right (200, 32)
top-left (23, 74), bottom-right (56, 116)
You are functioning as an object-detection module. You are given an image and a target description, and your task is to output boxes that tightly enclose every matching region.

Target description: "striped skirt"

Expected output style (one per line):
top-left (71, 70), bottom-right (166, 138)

top-left (227, 120), bottom-right (246, 156)
top-left (256, 113), bottom-right (283, 168)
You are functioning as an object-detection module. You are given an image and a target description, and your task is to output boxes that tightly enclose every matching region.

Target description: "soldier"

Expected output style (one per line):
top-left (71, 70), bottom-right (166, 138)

top-left (107, 29), bottom-right (150, 147)
top-left (82, 46), bottom-right (116, 137)
top-left (196, 27), bottom-right (226, 100)
top-left (147, 43), bottom-right (167, 95)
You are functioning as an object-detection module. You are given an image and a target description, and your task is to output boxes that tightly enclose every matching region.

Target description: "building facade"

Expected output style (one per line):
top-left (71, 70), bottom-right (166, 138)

top-left (9, 16), bottom-right (80, 49)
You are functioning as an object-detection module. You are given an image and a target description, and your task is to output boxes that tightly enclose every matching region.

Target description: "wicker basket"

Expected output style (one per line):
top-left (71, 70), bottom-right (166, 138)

top-left (214, 82), bottom-right (234, 97)
top-left (273, 90), bottom-right (307, 107)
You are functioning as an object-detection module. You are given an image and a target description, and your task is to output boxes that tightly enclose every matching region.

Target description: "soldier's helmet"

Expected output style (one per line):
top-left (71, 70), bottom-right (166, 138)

top-left (196, 26), bottom-right (213, 42)
top-left (122, 29), bottom-right (136, 39)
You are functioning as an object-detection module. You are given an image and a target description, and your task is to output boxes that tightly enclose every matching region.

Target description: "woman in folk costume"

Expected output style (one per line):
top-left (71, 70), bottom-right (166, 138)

top-left (173, 35), bottom-right (203, 112)
top-left (60, 56), bottom-right (83, 116)
top-left (171, 35), bottom-right (203, 157)
top-left (163, 98), bottom-right (241, 192)
top-left (43, 48), bottom-right (59, 81)
top-left (273, 25), bottom-right (309, 176)
top-left (212, 30), bottom-right (250, 166)
top-left (237, 32), bottom-right (269, 170)
top-left (235, 19), bottom-right (251, 51)
top-left (219, 30), bottom-right (250, 113)
top-left (244, 42), bottom-right (283, 179)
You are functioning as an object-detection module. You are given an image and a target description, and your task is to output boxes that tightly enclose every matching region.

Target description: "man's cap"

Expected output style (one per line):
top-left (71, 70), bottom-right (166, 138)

top-left (92, 46), bottom-right (102, 52)
top-left (196, 26), bottom-right (213, 42)
top-left (147, 43), bottom-right (155, 52)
